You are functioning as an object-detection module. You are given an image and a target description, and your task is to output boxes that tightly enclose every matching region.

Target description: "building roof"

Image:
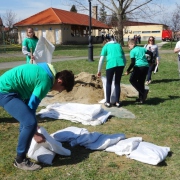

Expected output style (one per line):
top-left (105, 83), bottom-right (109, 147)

top-left (124, 20), bottom-right (165, 26)
top-left (14, 7), bottom-right (110, 29)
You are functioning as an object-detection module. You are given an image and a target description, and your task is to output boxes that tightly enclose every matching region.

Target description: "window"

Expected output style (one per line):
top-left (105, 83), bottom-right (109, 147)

top-left (133, 31), bottom-right (141, 34)
top-left (152, 31), bottom-right (160, 33)
top-left (142, 31), bottom-right (151, 33)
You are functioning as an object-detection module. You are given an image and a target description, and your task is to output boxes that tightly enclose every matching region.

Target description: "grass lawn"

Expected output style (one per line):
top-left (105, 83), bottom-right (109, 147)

top-left (0, 45), bottom-right (180, 180)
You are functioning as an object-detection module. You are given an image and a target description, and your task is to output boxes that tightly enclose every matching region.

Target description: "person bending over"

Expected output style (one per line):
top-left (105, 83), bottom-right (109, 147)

top-left (0, 63), bottom-right (74, 171)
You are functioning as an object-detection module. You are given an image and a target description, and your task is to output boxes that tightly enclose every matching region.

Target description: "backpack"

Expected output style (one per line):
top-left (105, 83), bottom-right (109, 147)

top-left (144, 44), bottom-right (156, 64)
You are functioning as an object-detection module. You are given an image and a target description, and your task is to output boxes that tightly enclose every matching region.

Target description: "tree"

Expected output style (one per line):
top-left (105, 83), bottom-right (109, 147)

top-left (69, 0), bottom-right (157, 46)
top-left (3, 10), bottom-right (17, 28)
top-left (70, 5), bottom-right (78, 13)
top-left (99, 4), bottom-right (107, 23)
top-left (97, 0), bottom-right (154, 45)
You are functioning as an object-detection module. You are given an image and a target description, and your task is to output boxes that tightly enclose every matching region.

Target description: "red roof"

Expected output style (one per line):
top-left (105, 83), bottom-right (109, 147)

top-left (14, 7), bottom-right (110, 29)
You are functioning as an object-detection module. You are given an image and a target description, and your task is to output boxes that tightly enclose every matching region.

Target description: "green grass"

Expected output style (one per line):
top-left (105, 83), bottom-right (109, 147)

top-left (0, 47), bottom-right (180, 180)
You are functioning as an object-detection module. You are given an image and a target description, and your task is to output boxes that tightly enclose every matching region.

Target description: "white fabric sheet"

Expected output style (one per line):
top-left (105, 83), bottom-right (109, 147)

top-left (28, 127), bottom-right (71, 165)
top-left (28, 126), bottom-right (170, 166)
top-left (100, 76), bottom-right (116, 104)
top-left (105, 137), bottom-right (142, 155)
top-left (33, 36), bottom-right (55, 64)
top-left (127, 142), bottom-right (170, 165)
top-left (37, 103), bottom-right (111, 126)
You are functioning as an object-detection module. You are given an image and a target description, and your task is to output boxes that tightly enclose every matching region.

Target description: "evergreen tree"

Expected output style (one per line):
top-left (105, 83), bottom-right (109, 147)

top-left (70, 5), bottom-right (77, 13)
top-left (99, 5), bottom-right (107, 23)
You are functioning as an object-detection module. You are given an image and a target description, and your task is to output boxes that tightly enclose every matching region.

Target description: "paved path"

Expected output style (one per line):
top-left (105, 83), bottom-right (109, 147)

top-left (0, 42), bottom-right (173, 70)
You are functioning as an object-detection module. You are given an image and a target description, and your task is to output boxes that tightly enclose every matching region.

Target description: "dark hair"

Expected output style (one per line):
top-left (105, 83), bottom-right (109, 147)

top-left (55, 70), bottom-right (75, 92)
top-left (148, 36), bottom-right (155, 44)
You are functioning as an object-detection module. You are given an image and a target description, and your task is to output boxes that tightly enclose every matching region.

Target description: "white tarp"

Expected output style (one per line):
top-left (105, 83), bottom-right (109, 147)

top-left (33, 36), bottom-right (55, 64)
top-left (37, 103), bottom-right (111, 126)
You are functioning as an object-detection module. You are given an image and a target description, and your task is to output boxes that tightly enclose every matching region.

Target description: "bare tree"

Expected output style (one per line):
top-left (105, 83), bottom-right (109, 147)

top-left (68, 0), bottom-right (165, 45)
top-left (3, 10), bottom-right (17, 28)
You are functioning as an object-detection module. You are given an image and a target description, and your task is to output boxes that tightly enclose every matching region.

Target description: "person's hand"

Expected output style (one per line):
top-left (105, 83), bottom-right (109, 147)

top-left (33, 132), bottom-right (46, 143)
top-left (156, 59), bottom-right (159, 65)
top-left (97, 72), bottom-right (101, 77)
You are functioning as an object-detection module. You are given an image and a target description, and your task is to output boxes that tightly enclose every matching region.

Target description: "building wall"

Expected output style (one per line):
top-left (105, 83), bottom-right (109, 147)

top-left (17, 24), bottom-right (103, 45)
top-left (123, 24), bottom-right (164, 41)
top-left (102, 24), bottom-right (165, 42)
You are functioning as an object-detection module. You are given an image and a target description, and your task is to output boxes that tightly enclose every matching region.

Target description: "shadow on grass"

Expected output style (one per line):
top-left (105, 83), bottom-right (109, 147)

top-left (0, 117), bottom-right (17, 123)
top-left (151, 78), bottom-right (179, 84)
top-left (42, 143), bottom-right (94, 168)
top-left (122, 95), bottom-right (180, 106)
top-left (157, 151), bottom-right (173, 167)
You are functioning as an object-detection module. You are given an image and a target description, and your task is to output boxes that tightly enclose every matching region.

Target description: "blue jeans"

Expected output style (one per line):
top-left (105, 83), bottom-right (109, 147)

top-left (146, 64), bottom-right (155, 81)
top-left (106, 66), bottom-right (124, 103)
top-left (0, 92), bottom-right (37, 158)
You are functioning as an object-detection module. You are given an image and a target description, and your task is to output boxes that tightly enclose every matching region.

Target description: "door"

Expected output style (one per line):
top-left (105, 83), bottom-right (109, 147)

top-left (55, 29), bottom-right (60, 44)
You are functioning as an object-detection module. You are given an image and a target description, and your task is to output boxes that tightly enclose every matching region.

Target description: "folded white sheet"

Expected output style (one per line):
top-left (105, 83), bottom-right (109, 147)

top-left (37, 103), bottom-right (111, 126)
top-left (127, 142), bottom-right (170, 165)
top-left (105, 137), bottom-right (142, 155)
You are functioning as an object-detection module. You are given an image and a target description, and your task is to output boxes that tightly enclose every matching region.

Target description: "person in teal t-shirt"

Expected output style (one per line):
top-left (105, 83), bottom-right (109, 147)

top-left (125, 39), bottom-right (153, 104)
top-left (97, 37), bottom-right (126, 108)
top-left (0, 63), bottom-right (74, 171)
top-left (22, 27), bottom-right (38, 64)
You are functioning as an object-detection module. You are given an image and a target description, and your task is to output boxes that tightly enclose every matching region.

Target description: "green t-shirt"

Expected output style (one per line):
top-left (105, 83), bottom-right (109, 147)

top-left (0, 64), bottom-right (52, 101)
top-left (22, 37), bottom-right (38, 63)
top-left (130, 46), bottom-right (149, 67)
top-left (100, 42), bottom-right (125, 69)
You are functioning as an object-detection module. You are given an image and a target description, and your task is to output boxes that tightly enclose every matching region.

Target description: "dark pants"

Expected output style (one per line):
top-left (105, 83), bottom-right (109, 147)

top-left (146, 64), bottom-right (155, 81)
top-left (0, 92), bottom-right (37, 158)
top-left (129, 66), bottom-right (149, 100)
top-left (106, 66), bottom-right (124, 103)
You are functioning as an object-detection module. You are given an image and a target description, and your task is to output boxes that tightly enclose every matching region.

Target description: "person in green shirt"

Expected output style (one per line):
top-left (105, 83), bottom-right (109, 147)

top-left (22, 27), bottom-right (38, 64)
top-left (97, 37), bottom-right (126, 108)
top-left (125, 39), bottom-right (153, 104)
top-left (0, 63), bottom-right (74, 171)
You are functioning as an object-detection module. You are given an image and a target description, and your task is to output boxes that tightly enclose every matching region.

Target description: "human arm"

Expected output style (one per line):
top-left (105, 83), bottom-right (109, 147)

top-left (125, 58), bottom-right (135, 75)
top-left (97, 56), bottom-right (105, 77)
top-left (28, 94), bottom-right (41, 114)
top-left (174, 47), bottom-right (180, 53)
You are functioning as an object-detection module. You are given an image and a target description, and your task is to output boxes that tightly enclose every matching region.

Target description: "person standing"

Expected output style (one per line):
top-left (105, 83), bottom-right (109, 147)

top-left (22, 27), bottom-right (38, 64)
top-left (125, 39), bottom-right (153, 104)
top-left (97, 37), bottom-right (126, 108)
top-left (144, 36), bottom-right (160, 85)
top-left (0, 63), bottom-right (74, 171)
top-left (174, 39), bottom-right (180, 78)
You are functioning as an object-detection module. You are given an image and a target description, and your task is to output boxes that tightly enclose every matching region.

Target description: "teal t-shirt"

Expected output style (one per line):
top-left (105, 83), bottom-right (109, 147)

top-left (0, 64), bottom-right (52, 101)
top-left (130, 46), bottom-right (149, 67)
top-left (22, 37), bottom-right (38, 63)
top-left (100, 42), bottom-right (125, 69)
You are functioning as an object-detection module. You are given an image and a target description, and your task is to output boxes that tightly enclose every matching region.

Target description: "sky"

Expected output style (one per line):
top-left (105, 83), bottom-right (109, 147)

top-left (0, 0), bottom-right (179, 24)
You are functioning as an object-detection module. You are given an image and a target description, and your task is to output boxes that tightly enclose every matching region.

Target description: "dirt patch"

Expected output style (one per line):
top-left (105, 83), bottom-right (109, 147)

top-left (40, 72), bottom-right (138, 106)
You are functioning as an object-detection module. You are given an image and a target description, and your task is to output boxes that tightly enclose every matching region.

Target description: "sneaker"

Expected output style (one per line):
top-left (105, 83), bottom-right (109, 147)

top-left (104, 102), bottom-right (111, 108)
top-left (14, 158), bottom-right (42, 171)
top-left (148, 80), bottom-right (152, 84)
top-left (114, 102), bottom-right (121, 108)
top-left (135, 98), bottom-right (144, 104)
top-left (145, 81), bottom-right (149, 85)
